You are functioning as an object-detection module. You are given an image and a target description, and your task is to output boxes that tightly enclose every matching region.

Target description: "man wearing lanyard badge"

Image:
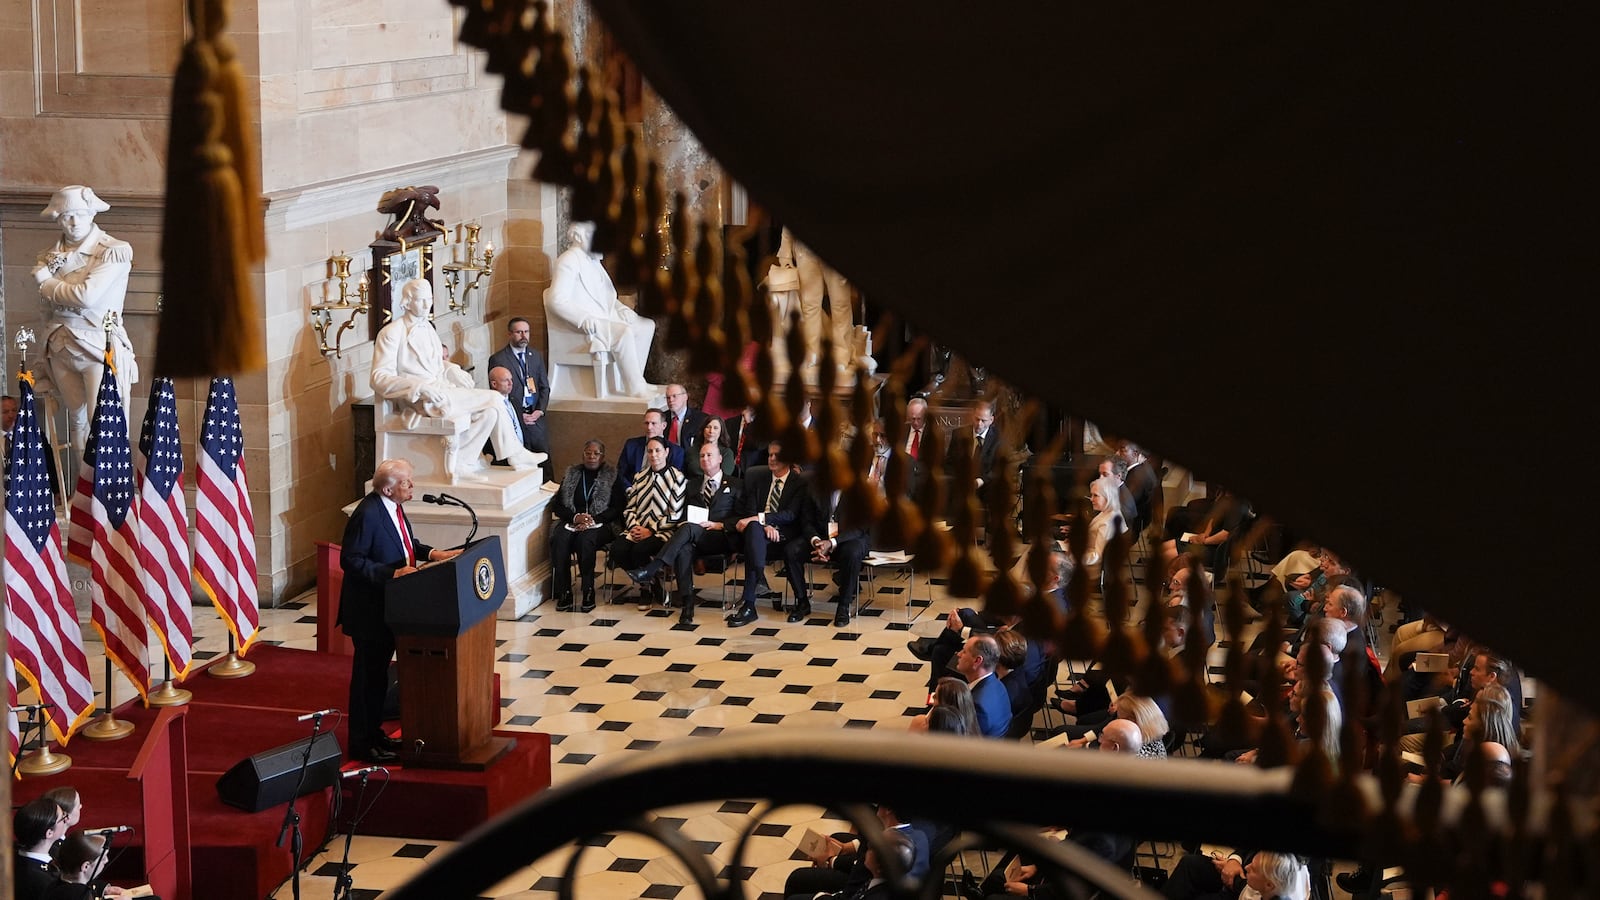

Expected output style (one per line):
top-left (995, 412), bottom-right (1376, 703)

top-left (489, 316), bottom-right (551, 471)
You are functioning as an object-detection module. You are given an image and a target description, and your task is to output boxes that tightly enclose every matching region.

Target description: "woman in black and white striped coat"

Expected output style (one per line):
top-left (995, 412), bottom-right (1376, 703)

top-left (609, 436), bottom-right (686, 608)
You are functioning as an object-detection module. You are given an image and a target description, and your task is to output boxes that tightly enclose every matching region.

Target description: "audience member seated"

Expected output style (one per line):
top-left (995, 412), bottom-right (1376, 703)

top-left (726, 406), bottom-right (771, 477)
top-left (725, 441), bottom-right (811, 627)
top-left (683, 415), bottom-right (735, 482)
top-left (1384, 611), bottom-right (1447, 680)
top-left (624, 440), bottom-right (740, 624)
top-left (43, 786), bottom-right (81, 832)
top-left (785, 486), bottom-right (871, 626)
top-left (958, 634), bottom-right (1011, 738)
top-left (1097, 456), bottom-right (1139, 538)
top-left (609, 437), bottom-right (686, 611)
top-left (1162, 849), bottom-right (1310, 900)
top-left (46, 832), bottom-right (138, 899)
top-left (908, 608), bottom-right (1005, 691)
top-left (1425, 682), bottom-right (1521, 785)
top-left (783, 804), bottom-right (926, 900)
top-left (994, 629), bottom-right (1035, 716)
top-left (549, 439), bottom-right (621, 612)
top-left (1082, 476), bottom-right (1128, 572)
top-left (966, 721), bottom-right (1145, 900)
top-left (1399, 646), bottom-right (1521, 755)
top-left (617, 408), bottom-right (686, 491)
top-left (13, 798), bottom-right (68, 900)
top-left (909, 676), bottom-right (981, 735)
top-left (1055, 606), bottom-right (1188, 720)
top-left (1160, 485), bottom-right (1250, 577)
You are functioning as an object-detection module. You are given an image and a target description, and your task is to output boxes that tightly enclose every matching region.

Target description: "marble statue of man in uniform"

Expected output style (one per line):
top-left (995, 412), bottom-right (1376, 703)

top-left (545, 220), bottom-right (655, 397)
top-left (779, 226), bottom-right (856, 374)
top-left (33, 185), bottom-right (139, 449)
top-left (371, 278), bottom-right (543, 480)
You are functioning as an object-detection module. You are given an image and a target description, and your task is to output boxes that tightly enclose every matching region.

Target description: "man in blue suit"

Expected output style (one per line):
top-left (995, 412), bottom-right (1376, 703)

top-left (957, 634), bottom-right (1012, 737)
top-left (338, 458), bottom-right (461, 763)
top-left (617, 408), bottom-right (685, 490)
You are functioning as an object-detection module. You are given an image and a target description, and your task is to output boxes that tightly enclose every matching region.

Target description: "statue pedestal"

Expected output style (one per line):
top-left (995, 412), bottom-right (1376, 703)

top-left (348, 467), bottom-right (555, 619)
top-left (545, 393), bottom-right (660, 482)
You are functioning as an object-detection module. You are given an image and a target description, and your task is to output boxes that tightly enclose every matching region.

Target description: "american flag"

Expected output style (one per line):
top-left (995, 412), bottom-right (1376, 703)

top-left (138, 377), bottom-right (194, 678)
top-left (194, 377), bottom-right (258, 653)
top-left (4, 376), bottom-right (95, 744)
top-left (6, 651), bottom-right (19, 773)
top-left (72, 354), bottom-right (151, 701)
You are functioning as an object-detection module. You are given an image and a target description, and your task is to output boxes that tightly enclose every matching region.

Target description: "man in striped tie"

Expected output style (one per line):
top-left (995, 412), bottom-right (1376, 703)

top-left (338, 458), bottom-right (461, 763)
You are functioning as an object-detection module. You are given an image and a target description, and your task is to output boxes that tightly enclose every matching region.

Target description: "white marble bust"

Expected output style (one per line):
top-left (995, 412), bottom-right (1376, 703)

top-left (544, 221), bottom-right (656, 397)
top-left (371, 278), bottom-right (541, 479)
top-left (33, 185), bottom-right (139, 449)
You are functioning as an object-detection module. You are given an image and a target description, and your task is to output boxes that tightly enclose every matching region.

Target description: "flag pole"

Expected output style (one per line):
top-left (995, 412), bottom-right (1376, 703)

top-left (209, 632), bottom-right (256, 679)
top-left (82, 657), bottom-right (135, 741)
top-left (15, 704), bottom-right (72, 777)
top-left (149, 658), bottom-right (192, 707)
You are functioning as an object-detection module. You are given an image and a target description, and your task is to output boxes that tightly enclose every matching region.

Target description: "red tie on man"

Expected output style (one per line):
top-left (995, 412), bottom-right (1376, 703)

top-left (909, 428), bottom-right (921, 460)
top-left (396, 509), bottom-right (415, 567)
top-left (668, 414), bottom-right (680, 445)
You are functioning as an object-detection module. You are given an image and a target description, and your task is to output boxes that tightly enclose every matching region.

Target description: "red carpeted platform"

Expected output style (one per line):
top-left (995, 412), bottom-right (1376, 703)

top-left (14, 645), bottom-right (551, 898)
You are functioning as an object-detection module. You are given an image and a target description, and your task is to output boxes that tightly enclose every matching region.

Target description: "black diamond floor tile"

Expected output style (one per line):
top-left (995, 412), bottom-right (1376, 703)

top-left (753, 822), bottom-right (789, 837)
top-left (507, 715), bottom-right (539, 726)
top-left (690, 726), bottom-right (723, 737)
top-left (894, 662), bottom-right (921, 672)
top-left (574, 702), bottom-right (604, 713)
top-left (662, 708), bottom-right (691, 719)
top-left (558, 753), bottom-right (595, 765)
top-left (807, 658), bottom-right (837, 667)
top-left (642, 647), bottom-right (670, 657)
top-left (693, 679), bottom-right (725, 689)
top-left (781, 684), bottom-right (811, 695)
top-left (642, 885), bottom-right (683, 899)
top-left (627, 739), bottom-right (660, 750)
top-left (667, 663), bottom-right (696, 673)
top-left (870, 690), bottom-right (899, 700)
top-left (608, 674), bottom-right (639, 684)
top-left (840, 673), bottom-right (868, 683)
top-left (394, 843), bottom-right (436, 858)
top-left (547, 685), bottom-right (578, 696)
top-left (724, 696), bottom-right (754, 706)
top-left (599, 720), bottom-right (629, 731)
top-left (635, 691), bottom-right (666, 701)
top-left (582, 658), bottom-right (611, 668)
top-left (609, 857), bottom-right (649, 872)
top-left (863, 648), bottom-right (891, 657)
top-left (812, 701), bottom-right (842, 712)
top-left (753, 713), bottom-right (784, 724)
top-left (535, 627), bottom-right (563, 637)
top-left (753, 668), bottom-right (780, 678)
top-left (845, 719), bottom-right (876, 729)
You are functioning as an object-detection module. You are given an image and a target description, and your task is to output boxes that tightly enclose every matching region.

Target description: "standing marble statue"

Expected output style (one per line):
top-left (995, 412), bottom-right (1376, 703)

top-left (545, 221), bottom-right (655, 397)
top-left (33, 186), bottom-right (138, 449)
top-left (780, 227), bottom-right (855, 373)
top-left (371, 279), bottom-right (542, 479)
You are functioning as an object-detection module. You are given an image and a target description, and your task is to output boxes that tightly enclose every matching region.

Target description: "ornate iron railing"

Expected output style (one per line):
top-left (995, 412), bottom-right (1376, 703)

top-left (385, 730), bottom-right (1447, 899)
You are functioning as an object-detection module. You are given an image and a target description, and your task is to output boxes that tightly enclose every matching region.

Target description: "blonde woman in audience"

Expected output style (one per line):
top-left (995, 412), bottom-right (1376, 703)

top-left (1082, 476), bottom-right (1127, 569)
top-left (1429, 682), bottom-right (1520, 784)
top-left (1119, 694), bottom-right (1171, 758)
top-left (908, 676), bottom-right (979, 735)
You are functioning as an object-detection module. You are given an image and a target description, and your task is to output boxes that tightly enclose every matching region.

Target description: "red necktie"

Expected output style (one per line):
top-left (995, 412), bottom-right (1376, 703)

top-left (735, 422), bottom-right (746, 467)
top-left (910, 428), bottom-right (921, 460)
top-left (669, 415), bottom-right (680, 444)
top-left (396, 509), bottom-right (415, 566)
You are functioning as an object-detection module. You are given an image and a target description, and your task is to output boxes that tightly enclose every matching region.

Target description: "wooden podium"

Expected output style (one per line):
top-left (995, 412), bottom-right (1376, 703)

top-left (386, 536), bottom-right (516, 770)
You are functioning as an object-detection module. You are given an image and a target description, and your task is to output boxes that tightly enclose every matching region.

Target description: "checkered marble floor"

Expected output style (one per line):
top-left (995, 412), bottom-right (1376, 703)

top-left (50, 552), bottom-right (1318, 898)
top-left (265, 564), bottom-right (956, 898)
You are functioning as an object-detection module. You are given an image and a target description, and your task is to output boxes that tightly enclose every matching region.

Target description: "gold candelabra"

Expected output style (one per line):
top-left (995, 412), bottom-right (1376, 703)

top-left (311, 251), bottom-right (371, 358)
top-left (440, 223), bottom-right (495, 315)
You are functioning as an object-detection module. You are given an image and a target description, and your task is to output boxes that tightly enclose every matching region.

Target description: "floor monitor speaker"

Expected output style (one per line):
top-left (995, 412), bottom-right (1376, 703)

top-left (216, 731), bottom-right (342, 812)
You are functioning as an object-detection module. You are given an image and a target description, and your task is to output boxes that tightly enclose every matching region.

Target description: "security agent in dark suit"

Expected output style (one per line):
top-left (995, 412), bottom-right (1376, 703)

top-left (946, 400), bottom-right (1002, 508)
top-left (725, 408), bottom-right (769, 476)
top-left (785, 487), bottom-right (870, 626)
top-left (1119, 442), bottom-right (1163, 537)
top-left (13, 798), bottom-right (66, 900)
top-left (624, 441), bottom-right (740, 624)
top-left (487, 317), bottom-right (550, 455)
top-left (726, 441), bottom-right (809, 627)
top-left (337, 458), bottom-right (462, 763)
top-left (617, 408), bottom-right (686, 490)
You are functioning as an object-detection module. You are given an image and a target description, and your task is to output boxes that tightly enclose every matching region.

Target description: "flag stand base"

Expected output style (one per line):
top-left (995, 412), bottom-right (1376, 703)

top-left (18, 744), bottom-right (72, 777)
top-left (82, 712), bottom-right (135, 742)
top-left (208, 652), bottom-right (256, 679)
top-left (148, 681), bottom-right (192, 707)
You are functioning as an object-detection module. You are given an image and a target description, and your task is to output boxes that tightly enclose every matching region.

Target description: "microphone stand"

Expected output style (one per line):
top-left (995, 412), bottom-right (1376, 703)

top-left (426, 492), bottom-right (479, 549)
top-left (331, 768), bottom-right (384, 900)
top-left (277, 711), bottom-right (329, 900)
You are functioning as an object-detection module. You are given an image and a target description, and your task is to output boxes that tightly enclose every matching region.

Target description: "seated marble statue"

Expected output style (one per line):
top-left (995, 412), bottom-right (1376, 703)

top-left (33, 185), bottom-right (139, 450)
top-left (371, 278), bottom-right (542, 479)
top-left (545, 220), bottom-right (655, 397)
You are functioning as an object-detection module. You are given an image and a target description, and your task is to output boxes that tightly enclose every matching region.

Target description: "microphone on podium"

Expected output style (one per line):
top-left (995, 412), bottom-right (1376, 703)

top-left (83, 825), bottom-right (134, 835)
top-left (296, 707), bottom-right (339, 722)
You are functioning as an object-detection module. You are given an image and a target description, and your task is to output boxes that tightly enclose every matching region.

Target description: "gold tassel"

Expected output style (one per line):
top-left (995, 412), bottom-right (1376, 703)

top-left (663, 193), bottom-right (695, 351)
top-left (527, 33), bottom-right (578, 185)
top-left (201, 0), bottom-right (264, 263)
top-left (611, 126), bottom-right (643, 285)
top-left (155, 0), bottom-right (262, 376)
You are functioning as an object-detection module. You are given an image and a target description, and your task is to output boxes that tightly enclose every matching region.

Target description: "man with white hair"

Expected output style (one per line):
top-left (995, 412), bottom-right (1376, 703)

top-left (371, 279), bottom-right (543, 479)
top-left (33, 185), bottom-right (138, 449)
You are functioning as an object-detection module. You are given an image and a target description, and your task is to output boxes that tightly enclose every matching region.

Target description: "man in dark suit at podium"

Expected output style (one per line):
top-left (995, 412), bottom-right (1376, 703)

top-left (338, 458), bottom-right (461, 763)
